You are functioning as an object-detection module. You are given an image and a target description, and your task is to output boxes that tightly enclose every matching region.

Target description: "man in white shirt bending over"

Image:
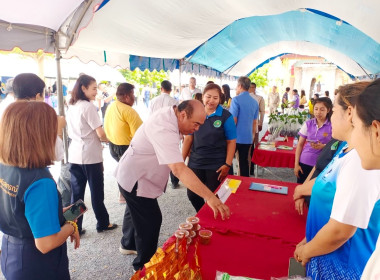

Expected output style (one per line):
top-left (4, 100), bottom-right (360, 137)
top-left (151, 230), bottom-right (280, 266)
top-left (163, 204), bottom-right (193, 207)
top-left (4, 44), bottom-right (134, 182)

top-left (180, 77), bottom-right (201, 101)
top-left (149, 80), bottom-right (181, 188)
top-left (149, 80), bottom-right (179, 115)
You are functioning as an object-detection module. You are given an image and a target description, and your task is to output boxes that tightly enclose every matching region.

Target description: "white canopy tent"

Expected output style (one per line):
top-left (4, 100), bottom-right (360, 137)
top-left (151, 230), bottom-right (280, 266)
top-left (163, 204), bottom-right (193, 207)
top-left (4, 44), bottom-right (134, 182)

top-left (66, 0), bottom-right (380, 57)
top-left (0, 0), bottom-right (101, 160)
top-left (1, 0), bottom-right (379, 76)
top-left (1, 0), bottom-right (380, 160)
top-left (63, 0), bottom-right (380, 78)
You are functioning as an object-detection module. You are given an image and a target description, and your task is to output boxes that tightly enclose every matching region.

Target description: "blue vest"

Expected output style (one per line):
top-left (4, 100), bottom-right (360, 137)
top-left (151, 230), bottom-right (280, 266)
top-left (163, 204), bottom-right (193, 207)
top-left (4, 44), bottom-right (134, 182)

top-left (189, 107), bottom-right (232, 170)
top-left (0, 164), bottom-right (65, 239)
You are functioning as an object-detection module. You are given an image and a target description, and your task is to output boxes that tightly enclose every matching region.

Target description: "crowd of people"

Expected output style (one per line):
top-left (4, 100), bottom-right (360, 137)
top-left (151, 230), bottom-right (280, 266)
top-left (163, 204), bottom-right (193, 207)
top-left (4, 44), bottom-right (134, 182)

top-left (0, 72), bottom-right (379, 279)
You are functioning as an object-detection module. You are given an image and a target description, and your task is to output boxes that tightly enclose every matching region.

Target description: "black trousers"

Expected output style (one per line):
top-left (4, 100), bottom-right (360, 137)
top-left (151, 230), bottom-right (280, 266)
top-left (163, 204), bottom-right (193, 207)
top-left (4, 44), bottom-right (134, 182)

top-left (170, 171), bottom-right (179, 185)
top-left (250, 133), bottom-right (259, 175)
top-left (69, 163), bottom-right (110, 232)
top-left (187, 168), bottom-right (222, 212)
top-left (236, 143), bottom-right (252, 177)
top-left (1, 235), bottom-right (69, 280)
top-left (109, 142), bottom-right (129, 162)
top-left (296, 162), bottom-right (314, 184)
top-left (119, 184), bottom-right (162, 271)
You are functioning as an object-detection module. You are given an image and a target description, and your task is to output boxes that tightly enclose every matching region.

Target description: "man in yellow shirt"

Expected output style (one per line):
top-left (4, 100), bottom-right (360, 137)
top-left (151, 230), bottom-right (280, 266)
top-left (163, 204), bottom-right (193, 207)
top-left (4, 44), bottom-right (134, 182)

top-left (105, 83), bottom-right (143, 204)
top-left (104, 83), bottom-right (142, 161)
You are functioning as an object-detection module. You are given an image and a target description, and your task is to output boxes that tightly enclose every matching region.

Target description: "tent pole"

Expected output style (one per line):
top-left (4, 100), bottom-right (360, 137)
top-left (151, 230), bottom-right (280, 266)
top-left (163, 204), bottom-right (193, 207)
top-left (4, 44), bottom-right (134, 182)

top-left (55, 32), bottom-right (68, 162)
top-left (64, 0), bottom-right (94, 50)
top-left (356, 63), bottom-right (372, 80)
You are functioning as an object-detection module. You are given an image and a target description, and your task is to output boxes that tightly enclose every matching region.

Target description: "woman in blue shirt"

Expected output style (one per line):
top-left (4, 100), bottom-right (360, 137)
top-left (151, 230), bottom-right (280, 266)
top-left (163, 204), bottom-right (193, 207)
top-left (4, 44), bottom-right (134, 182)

top-left (351, 78), bottom-right (380, 280)
top-left (182, 83), bottom-right (236, 212)
top-left (0, 101), bottom-right (80, 280)
top-left (294, 82), bottom-right (380, 279)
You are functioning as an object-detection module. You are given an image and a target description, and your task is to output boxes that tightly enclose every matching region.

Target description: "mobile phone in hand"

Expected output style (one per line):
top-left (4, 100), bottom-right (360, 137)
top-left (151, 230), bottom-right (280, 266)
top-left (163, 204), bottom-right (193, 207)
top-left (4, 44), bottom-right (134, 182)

top-left (63, 199), bottom-right (88, 221)
top-left (288, 257), bottom-right (306, 277)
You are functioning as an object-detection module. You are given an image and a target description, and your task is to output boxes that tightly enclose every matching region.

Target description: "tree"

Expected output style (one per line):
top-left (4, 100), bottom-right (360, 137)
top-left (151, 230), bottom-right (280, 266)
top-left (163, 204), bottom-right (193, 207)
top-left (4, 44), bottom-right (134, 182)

top-left (248, 63), bottom-right (270, 88)
top-left (119, 68), bottom-right (169, 97)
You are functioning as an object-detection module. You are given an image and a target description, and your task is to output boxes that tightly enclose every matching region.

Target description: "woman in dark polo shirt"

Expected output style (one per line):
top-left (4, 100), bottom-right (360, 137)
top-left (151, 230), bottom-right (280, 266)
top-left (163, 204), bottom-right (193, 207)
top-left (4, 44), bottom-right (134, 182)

top-left (182, 84), bottom-right (237, 212)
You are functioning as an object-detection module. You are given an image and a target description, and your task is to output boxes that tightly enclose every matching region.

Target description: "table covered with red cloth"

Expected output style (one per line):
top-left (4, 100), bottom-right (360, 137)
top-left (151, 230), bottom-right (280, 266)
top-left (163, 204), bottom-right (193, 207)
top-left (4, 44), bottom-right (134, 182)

top-left (196, 176), bottom-right (306, 280)
top-left (252, 131), bottom-right (296, 168)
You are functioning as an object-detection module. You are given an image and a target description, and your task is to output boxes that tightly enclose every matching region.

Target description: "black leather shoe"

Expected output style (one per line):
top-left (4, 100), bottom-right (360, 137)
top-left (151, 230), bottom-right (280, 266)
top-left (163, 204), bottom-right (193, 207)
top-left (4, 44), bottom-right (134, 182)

top-left (97, 224), bottom-right (118, 233)
top-left (171, 182), bottom-right (179, 189)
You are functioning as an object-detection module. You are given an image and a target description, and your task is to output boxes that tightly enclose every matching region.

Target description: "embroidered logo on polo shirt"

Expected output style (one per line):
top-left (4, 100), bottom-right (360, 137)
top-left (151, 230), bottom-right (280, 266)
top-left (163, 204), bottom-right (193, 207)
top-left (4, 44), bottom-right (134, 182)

top-left (213, 120), bottom-right (222, 128)
top-left (331, 141), bottom-right (339, 150)
top-left (323, 132), bottom-right (328, 137)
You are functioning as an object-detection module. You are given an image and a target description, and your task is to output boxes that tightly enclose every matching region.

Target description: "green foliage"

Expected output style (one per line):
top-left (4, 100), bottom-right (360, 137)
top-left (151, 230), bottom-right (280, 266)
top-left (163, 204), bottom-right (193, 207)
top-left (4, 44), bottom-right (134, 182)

top-left (248, 63), bottom-right (269, 88)
top-left (119, 68), bottom-right (169, 97)
top-left (268, 111), bottom-right (308, 125)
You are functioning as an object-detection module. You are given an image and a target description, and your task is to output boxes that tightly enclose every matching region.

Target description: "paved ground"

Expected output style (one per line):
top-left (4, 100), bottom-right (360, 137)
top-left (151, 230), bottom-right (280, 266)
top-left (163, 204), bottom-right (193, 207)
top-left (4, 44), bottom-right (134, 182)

top-left (0, 115), bottom-right (297, 280)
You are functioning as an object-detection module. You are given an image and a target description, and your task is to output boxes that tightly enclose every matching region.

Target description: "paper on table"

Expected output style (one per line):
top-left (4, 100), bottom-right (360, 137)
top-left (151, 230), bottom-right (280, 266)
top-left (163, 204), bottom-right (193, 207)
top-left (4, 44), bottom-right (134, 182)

top-left (224, 178), bottom-right (241, 193)
top-left (216, 185), bottom-right (232, 203)
top-left (264, 135), bottom-right (285, 141)
top-left (258, 145), bottom-right (277, 151)
top-left (277, 145), bottom-right (293, 150)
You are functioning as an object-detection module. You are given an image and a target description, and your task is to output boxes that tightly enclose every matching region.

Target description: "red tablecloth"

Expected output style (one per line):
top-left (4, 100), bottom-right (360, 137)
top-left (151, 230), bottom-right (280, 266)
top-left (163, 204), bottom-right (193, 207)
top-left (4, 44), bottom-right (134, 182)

top-left (197, 176), bottom-right (306, 280)
top-left (252, 131), bottom-right (296, 168)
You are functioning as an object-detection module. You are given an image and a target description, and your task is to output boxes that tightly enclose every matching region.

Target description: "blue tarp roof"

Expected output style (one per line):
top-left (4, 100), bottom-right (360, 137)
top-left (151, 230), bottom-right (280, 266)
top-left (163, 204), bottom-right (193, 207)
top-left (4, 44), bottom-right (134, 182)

top-left (187, 10), bottom-right (380, 76)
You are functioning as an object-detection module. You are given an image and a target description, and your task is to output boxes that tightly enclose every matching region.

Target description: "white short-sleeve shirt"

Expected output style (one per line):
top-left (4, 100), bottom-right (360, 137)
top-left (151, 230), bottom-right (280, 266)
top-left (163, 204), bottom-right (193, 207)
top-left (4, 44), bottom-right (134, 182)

top-left (149, 94), bottom-right (179, 115)
top-left (331, 149), bottom-right (380, 228)
top-left (361, 234), bottom-right (380, 279)
top-left (115, 106), bottom-right (183, 199)
top-left (54, 137), bottom-right (64, 161)
top-left (180, 87), bottom-right (201, 101)
top-left (0, 94), bottom-right (15, 120)
top-left (67, 100), bottom-right (103, 164)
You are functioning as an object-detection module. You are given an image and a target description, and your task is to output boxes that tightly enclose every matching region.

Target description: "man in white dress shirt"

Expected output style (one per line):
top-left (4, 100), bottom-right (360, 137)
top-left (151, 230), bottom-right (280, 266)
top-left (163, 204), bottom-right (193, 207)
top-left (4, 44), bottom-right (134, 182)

top-left (180, 77), bottom-right (201, 101)
top-left (115, 100), bottom-right (230, 271)
top-left (149, 80), bottom-right (181, 188)
top-left (149, 80), bottom-right (179, 114)
top-left (268, 85), bottom-right (280, 114)
top-left (249, 82), bottom-right (265, 175)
